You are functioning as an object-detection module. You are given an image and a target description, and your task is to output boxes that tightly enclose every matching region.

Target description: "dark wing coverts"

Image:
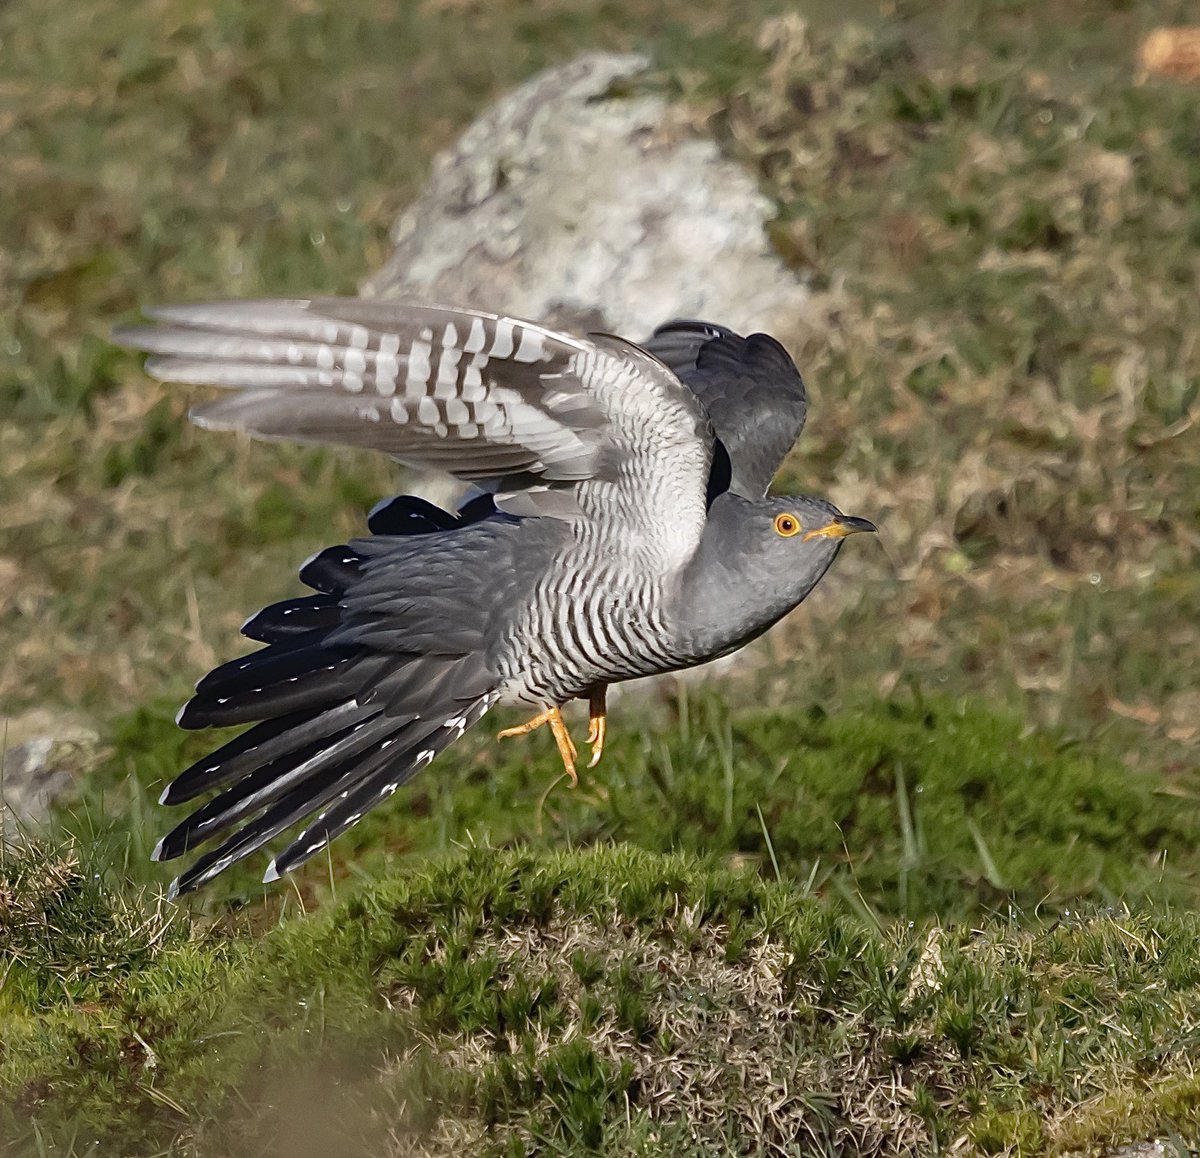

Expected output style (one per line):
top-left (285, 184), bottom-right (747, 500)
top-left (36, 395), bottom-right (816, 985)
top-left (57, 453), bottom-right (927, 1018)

top-left (642, 320), bottom-right (807, 498)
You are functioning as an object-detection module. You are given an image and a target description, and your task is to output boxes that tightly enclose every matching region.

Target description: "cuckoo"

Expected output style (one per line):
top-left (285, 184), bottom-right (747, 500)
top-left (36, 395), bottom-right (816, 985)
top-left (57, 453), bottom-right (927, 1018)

top-left (116, 301), bottom-right (876, 896)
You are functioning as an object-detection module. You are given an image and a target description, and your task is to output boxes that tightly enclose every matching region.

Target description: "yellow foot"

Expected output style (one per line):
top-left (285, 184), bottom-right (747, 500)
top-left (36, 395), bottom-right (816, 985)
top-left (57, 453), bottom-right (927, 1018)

top-left (497, 706), bottom-right (578, 785)
top-left (586, 686), bottom-right (608, 769)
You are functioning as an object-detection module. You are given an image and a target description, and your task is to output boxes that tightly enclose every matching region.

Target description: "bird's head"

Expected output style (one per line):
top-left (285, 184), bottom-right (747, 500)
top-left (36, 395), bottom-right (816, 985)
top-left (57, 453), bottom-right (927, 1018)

top-left (689, 493), bottom-right (877, 645)
top-left (760, 495), bottom-right (875, 550)
top-left (752, 493), bottom-right (876, 597)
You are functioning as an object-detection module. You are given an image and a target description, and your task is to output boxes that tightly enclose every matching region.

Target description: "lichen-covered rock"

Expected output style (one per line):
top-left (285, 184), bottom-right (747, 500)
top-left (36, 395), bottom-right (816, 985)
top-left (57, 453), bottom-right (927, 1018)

top-left (1, 710), bottom-right (100, 837)
top-left (364, 53), bottom-right (808, 339)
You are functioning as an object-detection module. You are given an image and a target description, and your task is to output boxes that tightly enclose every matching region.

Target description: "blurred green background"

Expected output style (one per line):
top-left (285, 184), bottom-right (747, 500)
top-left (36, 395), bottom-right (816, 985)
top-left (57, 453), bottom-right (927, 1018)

top-left (2, 0), bottom-right (1197, 740)
top-left (2, 0), bottom-right (1200, 1150)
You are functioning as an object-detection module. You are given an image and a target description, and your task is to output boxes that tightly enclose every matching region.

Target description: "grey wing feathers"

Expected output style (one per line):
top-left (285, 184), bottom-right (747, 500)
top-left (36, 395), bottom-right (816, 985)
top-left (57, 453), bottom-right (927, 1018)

top-left (117, 297), bottom-right (717, 561)
top-left (155, 524), bottom-right (510, 896)
top-left (642, 320), bottom-right (807, 498)
top-left (117, 298), bottom-right (608, 483)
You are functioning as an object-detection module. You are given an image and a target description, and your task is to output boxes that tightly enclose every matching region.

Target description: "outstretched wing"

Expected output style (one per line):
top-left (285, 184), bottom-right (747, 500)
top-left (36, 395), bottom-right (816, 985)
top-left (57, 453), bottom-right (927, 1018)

top-left (641, 320), bottom-right (807, 499)
top-left (117, 298), bottom-right (713, 569)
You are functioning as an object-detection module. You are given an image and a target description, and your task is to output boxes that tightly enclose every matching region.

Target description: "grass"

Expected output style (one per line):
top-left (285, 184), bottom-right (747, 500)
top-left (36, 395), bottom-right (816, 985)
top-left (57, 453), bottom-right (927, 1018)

top-left (5, 689), bottom-right (1193, 1153)
top-left (68, 690), bottom-right (1200, 923)
top-left (732, 6), bottom-right (1200, 755)
top-left (3, 841), bottom-right (1200, 1156)
top-left (3, 0), bottom-right (1200, 1152)
top-left (4, 0), bottom-right (1197, 752)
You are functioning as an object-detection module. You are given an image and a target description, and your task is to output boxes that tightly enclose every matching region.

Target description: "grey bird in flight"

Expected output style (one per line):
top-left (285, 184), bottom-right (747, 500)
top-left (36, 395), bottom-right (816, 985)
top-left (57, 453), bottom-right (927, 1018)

top-left (116, 300), bottom-right (876, 896)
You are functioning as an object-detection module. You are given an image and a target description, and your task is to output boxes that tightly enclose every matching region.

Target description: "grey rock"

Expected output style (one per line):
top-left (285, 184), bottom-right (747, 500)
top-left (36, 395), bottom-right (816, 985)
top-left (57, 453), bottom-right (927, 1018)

top-left (1, 710), bottom-right (100, 838)
top-left (364, 52), bottom-right (809, 339)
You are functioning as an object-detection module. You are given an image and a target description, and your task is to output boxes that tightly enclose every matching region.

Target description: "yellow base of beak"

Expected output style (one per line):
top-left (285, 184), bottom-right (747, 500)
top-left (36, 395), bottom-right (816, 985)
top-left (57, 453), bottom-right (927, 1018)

top-left (803, 515), bottom-right (877, 542)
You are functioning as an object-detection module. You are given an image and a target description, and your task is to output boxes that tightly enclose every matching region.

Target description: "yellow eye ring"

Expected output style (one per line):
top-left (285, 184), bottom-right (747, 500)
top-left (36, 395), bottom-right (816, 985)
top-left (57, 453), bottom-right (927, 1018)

top-left (774, 513), bottom-right (801, 537)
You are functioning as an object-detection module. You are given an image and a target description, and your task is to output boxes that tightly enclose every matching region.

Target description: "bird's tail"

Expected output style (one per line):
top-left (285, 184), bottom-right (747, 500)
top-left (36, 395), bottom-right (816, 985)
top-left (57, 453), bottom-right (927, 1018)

top-left (155, 497), bottom-right (499, 897)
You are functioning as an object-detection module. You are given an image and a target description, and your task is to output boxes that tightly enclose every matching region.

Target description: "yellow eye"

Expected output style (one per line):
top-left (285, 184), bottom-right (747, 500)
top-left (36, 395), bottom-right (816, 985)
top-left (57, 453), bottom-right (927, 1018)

top-left (774, 513), bottom-right (801, 537)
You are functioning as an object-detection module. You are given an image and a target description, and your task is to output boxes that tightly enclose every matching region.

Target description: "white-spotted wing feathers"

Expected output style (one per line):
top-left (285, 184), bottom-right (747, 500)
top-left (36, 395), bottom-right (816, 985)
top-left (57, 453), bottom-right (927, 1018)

top-left (117, 298), bottom-right (714, 568)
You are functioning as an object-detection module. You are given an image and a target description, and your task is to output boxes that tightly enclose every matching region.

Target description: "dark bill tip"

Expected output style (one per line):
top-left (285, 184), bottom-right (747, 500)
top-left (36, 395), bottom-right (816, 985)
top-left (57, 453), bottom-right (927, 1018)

top-left (837, 515), bottom-right (878, 535)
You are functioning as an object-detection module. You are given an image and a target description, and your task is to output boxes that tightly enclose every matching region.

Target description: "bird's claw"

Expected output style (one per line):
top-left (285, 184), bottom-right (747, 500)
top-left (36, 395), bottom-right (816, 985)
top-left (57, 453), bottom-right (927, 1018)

top-left (586, 713), bottom-right (606, 768)
top-left (497, 705), bottom-right (577, 785)
top-left (586, 686), bottom-right (607, 769)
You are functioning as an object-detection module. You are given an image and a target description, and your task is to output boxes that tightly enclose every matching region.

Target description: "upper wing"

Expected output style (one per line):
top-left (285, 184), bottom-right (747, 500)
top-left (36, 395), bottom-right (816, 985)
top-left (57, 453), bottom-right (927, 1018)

top-left (641, 321), bottom-right (807, 498)
top-left (116, 297), bottom-right (714, 569)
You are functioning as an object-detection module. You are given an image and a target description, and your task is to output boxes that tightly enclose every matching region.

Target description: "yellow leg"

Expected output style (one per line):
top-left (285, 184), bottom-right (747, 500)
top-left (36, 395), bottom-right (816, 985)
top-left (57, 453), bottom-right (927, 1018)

top-left (547, 709), bottom-right (579, 787)
top-left (586, 686), bottom-right (608, 769)
top-left (497, 706), bottom-right (578, 785)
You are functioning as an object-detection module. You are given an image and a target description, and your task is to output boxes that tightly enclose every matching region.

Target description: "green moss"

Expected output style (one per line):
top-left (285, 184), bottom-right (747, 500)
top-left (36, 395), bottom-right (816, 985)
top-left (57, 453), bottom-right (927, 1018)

top-left (970, 1107), bottom-right (1045, 1153)
top-left (2, 843), bottom-right (1199, 1155)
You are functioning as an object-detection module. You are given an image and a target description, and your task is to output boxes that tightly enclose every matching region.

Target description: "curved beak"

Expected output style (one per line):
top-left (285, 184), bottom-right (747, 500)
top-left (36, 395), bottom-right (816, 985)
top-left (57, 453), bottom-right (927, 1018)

top-left (803, 514), bottom-right (878, 542)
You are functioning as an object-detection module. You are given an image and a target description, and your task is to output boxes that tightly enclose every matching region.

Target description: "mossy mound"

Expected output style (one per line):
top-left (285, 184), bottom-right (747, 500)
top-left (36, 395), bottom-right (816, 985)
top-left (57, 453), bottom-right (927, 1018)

top-left (3, 842), bottom-right (1199, 1156)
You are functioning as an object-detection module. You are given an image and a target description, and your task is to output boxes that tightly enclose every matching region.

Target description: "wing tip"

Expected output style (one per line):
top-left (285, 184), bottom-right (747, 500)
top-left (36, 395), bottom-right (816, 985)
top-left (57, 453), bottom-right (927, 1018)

top-left (144, 298), bottom-right (315, 324)
top-left (187, 406), bottom-right (237, 433)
